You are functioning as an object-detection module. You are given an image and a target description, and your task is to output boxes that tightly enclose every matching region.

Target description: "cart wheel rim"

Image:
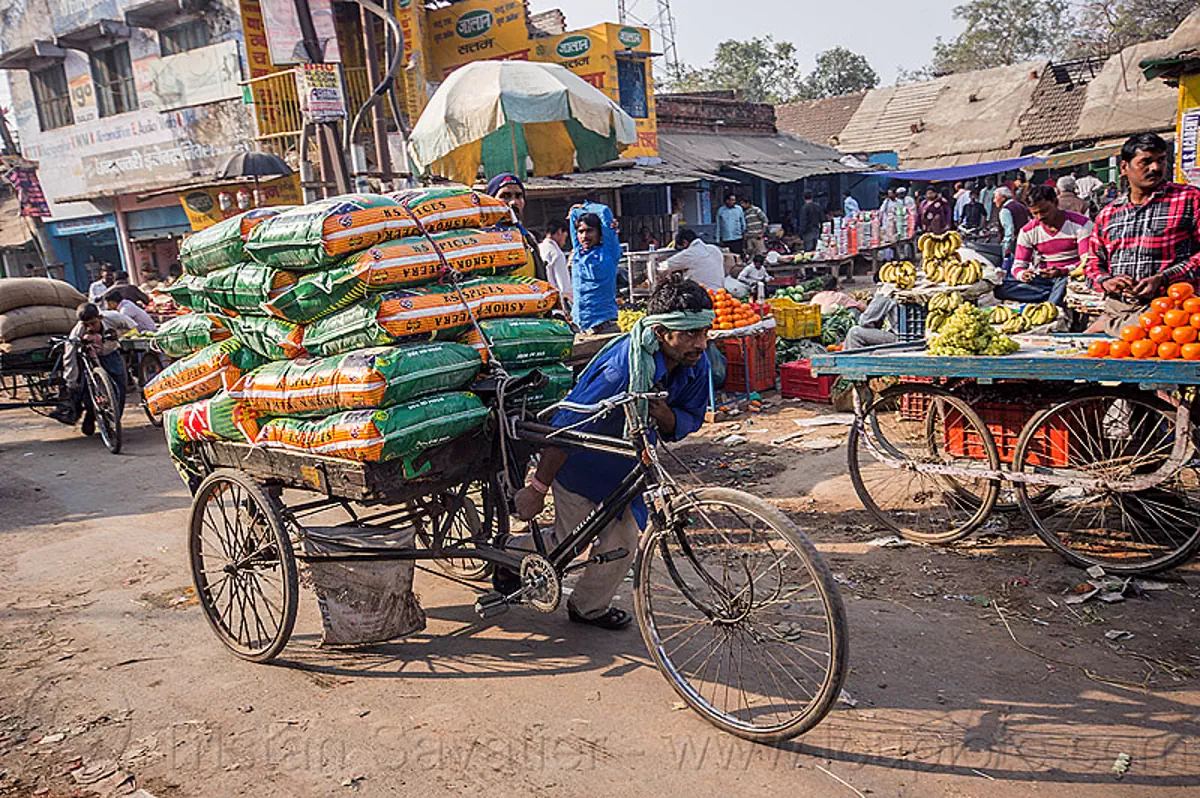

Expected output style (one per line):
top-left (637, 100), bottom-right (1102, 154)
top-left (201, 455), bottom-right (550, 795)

top-left (189, 471), bottom-right (298, 661)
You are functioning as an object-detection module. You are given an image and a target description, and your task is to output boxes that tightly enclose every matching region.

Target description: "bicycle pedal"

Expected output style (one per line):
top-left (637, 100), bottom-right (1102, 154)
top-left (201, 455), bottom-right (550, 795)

top-left (474, 591), bottom-right (510, 619)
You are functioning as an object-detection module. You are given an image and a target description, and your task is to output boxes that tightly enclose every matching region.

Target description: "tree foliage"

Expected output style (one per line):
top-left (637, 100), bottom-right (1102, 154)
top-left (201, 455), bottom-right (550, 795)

top-left (665, 38), bottom-right (879, 103)
top-left (930, 0), bottom-right (1070, 74)
top-left (1072, 0), bottom-right (1196, 57)
top-left (801, 47), bottom-right (880, 98)
top-left (665, 36), bottom-right (807, 104)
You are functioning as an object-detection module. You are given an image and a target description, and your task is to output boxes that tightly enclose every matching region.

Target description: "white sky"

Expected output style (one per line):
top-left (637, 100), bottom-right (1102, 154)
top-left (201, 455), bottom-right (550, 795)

top-left (529, 0), bottom-right (965, 85)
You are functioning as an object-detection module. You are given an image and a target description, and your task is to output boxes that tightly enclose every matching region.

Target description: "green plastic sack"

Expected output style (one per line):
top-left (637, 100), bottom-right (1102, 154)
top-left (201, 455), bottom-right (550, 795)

top-left (245, 194), bottom-right (419, 270)
top-left (264, 265), bottom-right (366, 324)
top-left (179, 209), bottom-right (290, 276)
top-left (145, 340), bottom-right (267, 415)
top-left (154, 313), bottom-right (231, 358)
top-left (299, 297), bottom-right (423, 358)
top-left (505, 364), bottom-right (574, 410)
top-left (202, 262), bottom-right (292, 316)
top-left (228, 342), bottom-right (481, 416)
top-left (460, 318), bottom-right (573, 367)
top-left (222, 315), bottom-right (304, 360)
top-left (155, 274), bottom-right (208, 312)
top-left (255, 391), bottom-right (489, 464)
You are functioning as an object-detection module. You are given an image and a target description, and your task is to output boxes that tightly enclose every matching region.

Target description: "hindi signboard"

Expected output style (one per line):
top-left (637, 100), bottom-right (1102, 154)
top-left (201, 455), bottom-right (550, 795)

top-left (295, 63), bottom-right (347, 122)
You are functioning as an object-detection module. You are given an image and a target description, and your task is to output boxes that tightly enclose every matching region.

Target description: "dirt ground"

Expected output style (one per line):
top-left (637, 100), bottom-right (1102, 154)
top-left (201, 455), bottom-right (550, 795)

top-left (1, 397), bottom-right (1198, 798)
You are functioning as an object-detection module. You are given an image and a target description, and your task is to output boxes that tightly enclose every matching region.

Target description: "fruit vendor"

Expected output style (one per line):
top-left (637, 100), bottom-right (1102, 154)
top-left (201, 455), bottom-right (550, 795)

top-left (569, 203), bottom-right (622, 334)
top-left (486, 173), bottom-right (547, 282)
top-left (842, 292), bottom-right (898, 350)
top-left (509, 273), bottom-right (714, 630)
top-left (993, 184), bottom-right (1091, 307)
top-left (661, 228), bottom-right (725, 290)
top-left (1085, 132), bottom-right (1200, 336)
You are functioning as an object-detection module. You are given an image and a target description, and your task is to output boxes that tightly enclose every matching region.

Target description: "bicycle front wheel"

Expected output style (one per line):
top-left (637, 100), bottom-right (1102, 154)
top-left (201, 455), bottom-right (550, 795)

top-left (87, 364), bottom-right (122, 455)
top-left (634, 488), bottom-right (848, 743)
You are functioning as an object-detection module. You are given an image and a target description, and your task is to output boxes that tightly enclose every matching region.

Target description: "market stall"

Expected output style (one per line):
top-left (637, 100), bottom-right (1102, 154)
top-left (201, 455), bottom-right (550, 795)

top-left (810, 317), bottom-right (1200, 576)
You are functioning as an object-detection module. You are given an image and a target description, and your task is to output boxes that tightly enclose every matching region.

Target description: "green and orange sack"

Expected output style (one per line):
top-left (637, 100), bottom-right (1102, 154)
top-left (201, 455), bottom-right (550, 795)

top-left (226, 342), bottom-right (481, 416)
top-left (144, 340), bottom-right (266, 416)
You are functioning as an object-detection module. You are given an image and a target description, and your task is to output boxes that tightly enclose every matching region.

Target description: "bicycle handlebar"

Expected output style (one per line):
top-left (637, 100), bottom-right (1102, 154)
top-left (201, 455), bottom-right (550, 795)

top-left (538, 391), bottom-right (669, 421)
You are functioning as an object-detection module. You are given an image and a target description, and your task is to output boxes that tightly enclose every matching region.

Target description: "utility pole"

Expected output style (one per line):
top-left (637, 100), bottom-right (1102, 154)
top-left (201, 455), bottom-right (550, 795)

top-left (361, 0), bottom-right (393, 190)
top-left (293, 0), bottom-right (351, 195)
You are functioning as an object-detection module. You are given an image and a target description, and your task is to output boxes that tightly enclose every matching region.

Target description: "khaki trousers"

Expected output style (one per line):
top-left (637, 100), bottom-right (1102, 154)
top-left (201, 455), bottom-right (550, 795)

top-left (514, 484), bottom-right (641, 619)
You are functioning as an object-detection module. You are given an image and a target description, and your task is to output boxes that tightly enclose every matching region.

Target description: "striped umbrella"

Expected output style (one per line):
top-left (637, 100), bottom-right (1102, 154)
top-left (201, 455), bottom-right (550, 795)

top-left (408, 60), bottom-right (638, 185)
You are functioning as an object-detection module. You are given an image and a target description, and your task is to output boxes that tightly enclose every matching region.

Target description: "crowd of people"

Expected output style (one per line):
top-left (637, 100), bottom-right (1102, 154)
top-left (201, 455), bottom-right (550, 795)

top-left (845, 132), bottom-right (1199, 348)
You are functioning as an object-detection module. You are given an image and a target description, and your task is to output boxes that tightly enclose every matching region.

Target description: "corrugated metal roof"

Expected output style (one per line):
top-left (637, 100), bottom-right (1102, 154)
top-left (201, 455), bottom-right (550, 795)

top-left (657, 131), bottom-right (854, 183)
top-left (1074, 39), bottom-right (1178, 140)
top-left (522, 162), bottom-right (728, 195)
top-left (775, 93), bottom-right (866, 148)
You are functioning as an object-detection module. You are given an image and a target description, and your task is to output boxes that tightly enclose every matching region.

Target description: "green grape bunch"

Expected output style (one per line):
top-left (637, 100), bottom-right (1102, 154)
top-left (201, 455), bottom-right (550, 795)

top-left (927, 305), bottom-right (1020, 357)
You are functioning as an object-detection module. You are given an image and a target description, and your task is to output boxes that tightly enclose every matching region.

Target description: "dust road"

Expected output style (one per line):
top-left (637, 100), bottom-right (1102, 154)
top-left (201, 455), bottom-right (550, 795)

top-left (1, 408), bottom-right (1198, 797)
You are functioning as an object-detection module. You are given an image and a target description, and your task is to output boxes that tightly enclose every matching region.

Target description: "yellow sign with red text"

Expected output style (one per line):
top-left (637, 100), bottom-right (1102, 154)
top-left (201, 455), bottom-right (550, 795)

top-left (180, 174), bottom-right (303, 231)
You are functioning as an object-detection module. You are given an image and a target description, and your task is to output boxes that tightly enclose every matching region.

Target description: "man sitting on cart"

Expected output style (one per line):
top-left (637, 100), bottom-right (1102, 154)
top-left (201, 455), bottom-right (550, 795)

top-left (1086, 132), bottom-right (1200, 335)
top-left (509, 273), bottom-right (714, 630)
top-left (49, 303), bottom-right (134, 429)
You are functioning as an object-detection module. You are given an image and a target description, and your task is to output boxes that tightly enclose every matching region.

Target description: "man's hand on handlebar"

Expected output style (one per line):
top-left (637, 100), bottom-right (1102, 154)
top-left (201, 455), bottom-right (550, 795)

top-left (514, 486), bottom-right (547, 521)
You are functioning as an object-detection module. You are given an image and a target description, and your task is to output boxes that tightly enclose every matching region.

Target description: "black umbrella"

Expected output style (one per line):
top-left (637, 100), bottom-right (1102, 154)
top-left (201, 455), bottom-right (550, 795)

top-left (216, 151), bottom-right (292, 180)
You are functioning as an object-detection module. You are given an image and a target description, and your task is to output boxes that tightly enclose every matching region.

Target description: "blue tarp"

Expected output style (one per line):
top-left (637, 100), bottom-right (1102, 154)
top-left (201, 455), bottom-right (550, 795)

top-left (860, 156), bottom-right (1043, 183)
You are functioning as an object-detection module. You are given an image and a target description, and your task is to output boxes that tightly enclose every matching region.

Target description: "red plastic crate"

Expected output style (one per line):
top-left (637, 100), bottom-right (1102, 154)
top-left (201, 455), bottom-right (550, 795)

top-left (898, 377), bottom-right (937, 420)
top-left (944, 401), bottom-right (1069, 466)
top-left (780, 360), bottom-right (837, 403)
top-left (720, 329), bottom-right (777, 393)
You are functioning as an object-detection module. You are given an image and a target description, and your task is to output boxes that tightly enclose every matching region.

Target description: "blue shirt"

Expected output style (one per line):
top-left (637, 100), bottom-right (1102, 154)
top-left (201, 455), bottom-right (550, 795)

top-left (569, 202), bottom-right (621, 331)
top-left (716, 204), bottom-right (746, 242)
top-left (552, 337), bottom-right (710, 528)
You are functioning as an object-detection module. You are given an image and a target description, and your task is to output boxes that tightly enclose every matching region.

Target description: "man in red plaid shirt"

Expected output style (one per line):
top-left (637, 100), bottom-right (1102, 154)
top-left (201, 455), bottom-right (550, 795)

top-left (1086, 133), bottom-right (1200, 335)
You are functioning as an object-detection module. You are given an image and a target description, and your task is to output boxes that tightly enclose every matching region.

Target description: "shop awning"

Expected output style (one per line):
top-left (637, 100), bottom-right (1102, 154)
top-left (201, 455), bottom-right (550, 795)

top-left (54, 20), bottom-right (131, 51)
top-left (126, 206), bottom-right (191, 241)
top-left (521, 162), bottom-right (728, 195)
top-left (0, 40), bottom-right (67, 70)
top-left (860, 155), bottom-right (1042, 182)
top-left (124, 0), bottom-right (204, 29)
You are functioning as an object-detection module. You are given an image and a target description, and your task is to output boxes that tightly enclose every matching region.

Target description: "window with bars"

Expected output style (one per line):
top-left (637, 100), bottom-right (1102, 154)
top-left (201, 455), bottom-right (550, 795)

top-left (160, 20), bottom-right (210, 56)
top-left (90, 43), bottom-right (138, 118)
top-left (31, 64), bottom-right (73, 131)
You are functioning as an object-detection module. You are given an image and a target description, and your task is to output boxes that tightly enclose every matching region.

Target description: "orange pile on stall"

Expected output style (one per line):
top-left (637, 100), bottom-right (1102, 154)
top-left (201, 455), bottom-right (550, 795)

top-left (707, 288), bottom-right (762, 331)
top-left (1087, 283), bottom-right (1200, 360)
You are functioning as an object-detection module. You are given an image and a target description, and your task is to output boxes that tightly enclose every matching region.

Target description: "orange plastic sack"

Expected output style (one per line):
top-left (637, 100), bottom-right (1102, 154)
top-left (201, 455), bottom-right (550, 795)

top-left (344, 227), bottom-right (528, 290)
top-left (386, 187), bottom-right (512, 233)
top-left (144, 341), bottom-right (266, 416)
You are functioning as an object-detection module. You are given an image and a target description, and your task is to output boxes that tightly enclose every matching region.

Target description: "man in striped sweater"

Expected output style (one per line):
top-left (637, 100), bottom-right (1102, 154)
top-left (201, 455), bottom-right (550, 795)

top-left (994, 185), bottom-right (1091, 307)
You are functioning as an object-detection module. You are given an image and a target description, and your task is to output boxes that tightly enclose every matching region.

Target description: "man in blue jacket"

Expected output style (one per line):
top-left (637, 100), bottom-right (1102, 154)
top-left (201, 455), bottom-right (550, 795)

top-left (569, 202), bottom-right (621, 334)
top-left (511, 273), bottom-right (714, 629)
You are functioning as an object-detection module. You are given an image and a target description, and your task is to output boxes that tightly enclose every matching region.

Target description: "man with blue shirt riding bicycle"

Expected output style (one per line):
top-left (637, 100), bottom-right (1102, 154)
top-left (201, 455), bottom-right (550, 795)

top-left (509, 273), bottom-right (714, 630)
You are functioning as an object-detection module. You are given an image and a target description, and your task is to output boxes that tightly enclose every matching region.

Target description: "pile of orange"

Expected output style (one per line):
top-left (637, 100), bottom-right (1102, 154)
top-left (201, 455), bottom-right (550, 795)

top-left (1087, 283), bottom-right (1200, 360)
top-left (707, 288), bottom-right (762, 331)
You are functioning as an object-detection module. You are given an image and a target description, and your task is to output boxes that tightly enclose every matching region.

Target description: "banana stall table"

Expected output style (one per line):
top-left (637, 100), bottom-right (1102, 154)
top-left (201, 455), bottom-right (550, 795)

top-left (810, 338), bottom-right (1200, 576)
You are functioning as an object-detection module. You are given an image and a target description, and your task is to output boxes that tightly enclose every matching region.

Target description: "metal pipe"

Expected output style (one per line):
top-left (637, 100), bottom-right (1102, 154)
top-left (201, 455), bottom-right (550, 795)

top-left (339, 0), bottom-right (404, 159)
top-left (361, 0), bottom-right (392, 189)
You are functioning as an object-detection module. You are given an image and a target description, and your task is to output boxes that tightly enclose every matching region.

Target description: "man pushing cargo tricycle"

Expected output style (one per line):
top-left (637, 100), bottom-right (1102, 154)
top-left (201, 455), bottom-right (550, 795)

top-left (169, 195), bottom-right (847, 743)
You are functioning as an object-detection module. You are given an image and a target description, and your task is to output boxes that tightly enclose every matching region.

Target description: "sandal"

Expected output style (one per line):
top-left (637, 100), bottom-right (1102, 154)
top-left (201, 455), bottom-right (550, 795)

top-left (568, 606), bottom-right (632, 630)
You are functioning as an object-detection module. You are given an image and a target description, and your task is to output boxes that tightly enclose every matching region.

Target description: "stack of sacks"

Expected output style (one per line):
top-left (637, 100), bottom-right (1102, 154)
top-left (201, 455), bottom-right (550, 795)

top-left (151, 188), bottom-right (573, 471)
top-left (460, 318), bottom-right (575, 410)
top-left (0, 278), bottom-right (86, 355)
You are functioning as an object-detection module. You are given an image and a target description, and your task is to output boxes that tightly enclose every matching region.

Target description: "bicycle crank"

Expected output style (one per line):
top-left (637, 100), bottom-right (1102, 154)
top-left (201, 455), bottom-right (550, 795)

top-left (519, 554), bottom-right (561, 613)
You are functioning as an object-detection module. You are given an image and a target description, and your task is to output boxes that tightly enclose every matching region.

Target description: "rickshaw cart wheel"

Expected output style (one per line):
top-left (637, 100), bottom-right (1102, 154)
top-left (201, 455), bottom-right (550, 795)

top-left (189, 469), bottom-right (299, 662)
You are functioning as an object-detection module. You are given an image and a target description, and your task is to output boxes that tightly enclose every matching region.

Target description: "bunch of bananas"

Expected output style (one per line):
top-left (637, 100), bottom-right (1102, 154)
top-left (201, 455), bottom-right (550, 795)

top-left (945, 259), bottom-right (984, 286)
top-left (617, 308), bottom-right (645, 332)
top-left (1022, 302), bottom-right (1058, 326)
top-left (987, 305), bottom-right (1030, 333)
top-left (879, 261), bottom-right (917, 289)
top-left (925, 292), bottom-right (964, 333)
top-left (918, 231), bottom-right (963, 260)
top-left (928, 292), bottom-right (964, 312)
